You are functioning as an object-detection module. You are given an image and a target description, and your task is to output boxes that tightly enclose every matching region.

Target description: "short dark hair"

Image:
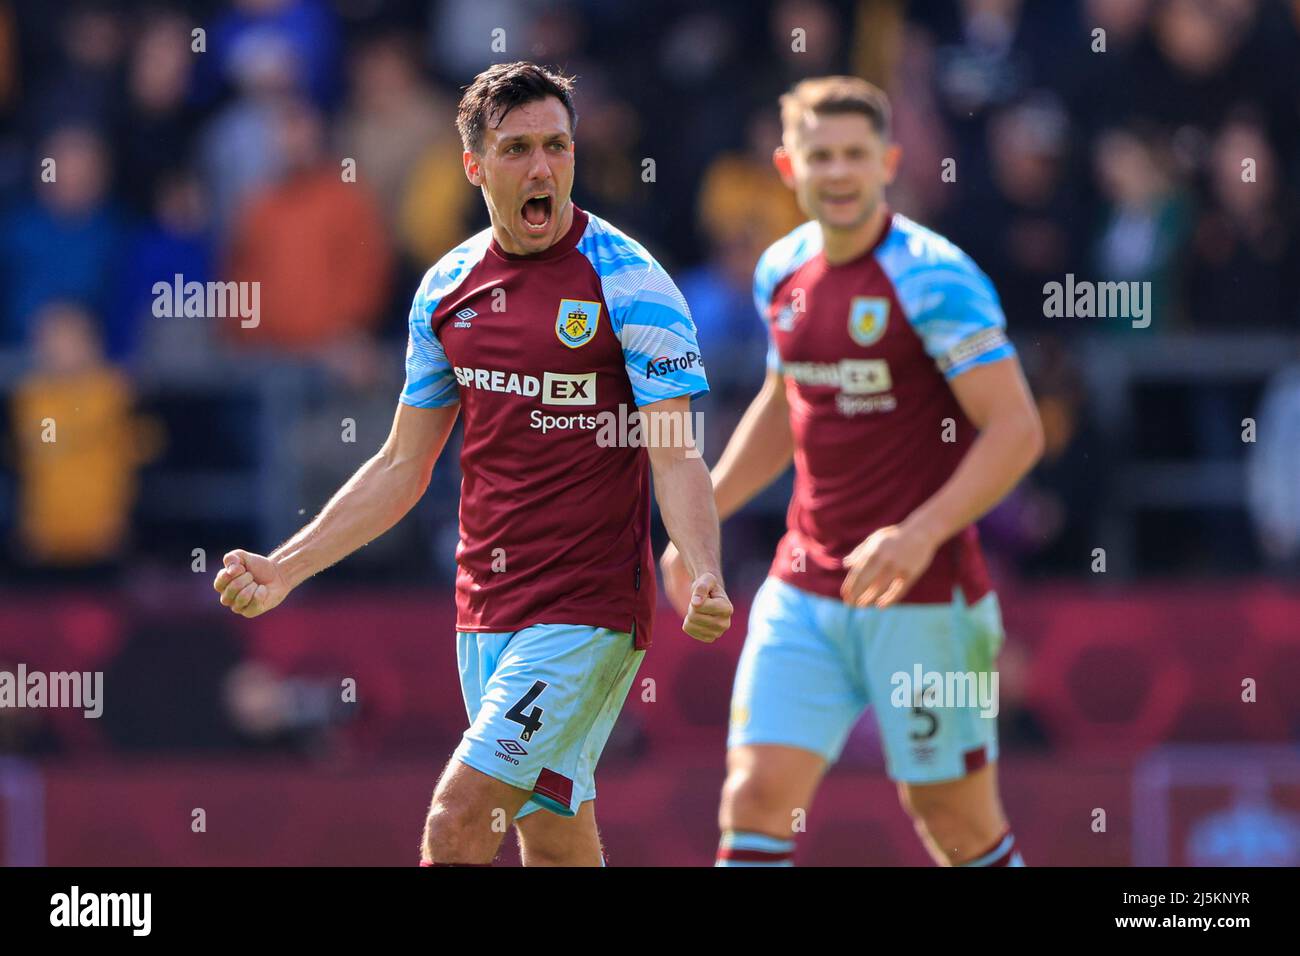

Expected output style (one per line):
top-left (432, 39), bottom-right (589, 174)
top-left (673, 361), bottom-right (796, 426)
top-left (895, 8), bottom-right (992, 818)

top-left (456, 61), bottom-right (578, 153)
top-left (780, 75), bottom-right (891, 140)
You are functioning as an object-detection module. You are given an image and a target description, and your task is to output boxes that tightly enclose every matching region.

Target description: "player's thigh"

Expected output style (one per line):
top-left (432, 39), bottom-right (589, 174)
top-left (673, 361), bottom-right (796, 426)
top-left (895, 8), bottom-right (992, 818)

top-left (514, 799), bottom-right (602, 866)
top-left (720, 743), bottom-right (828, 828)
top-left (860, 592), bottom-right (1004, 785)
top-left (729, 577), bottom-right (866, 764)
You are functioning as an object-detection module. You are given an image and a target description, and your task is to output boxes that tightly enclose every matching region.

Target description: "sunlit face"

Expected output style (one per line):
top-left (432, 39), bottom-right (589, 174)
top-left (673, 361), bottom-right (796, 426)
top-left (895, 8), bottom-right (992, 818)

top-left (777, 111), bottom-right (900, 233)
top-left (465, 96), bottom-right (575, 255)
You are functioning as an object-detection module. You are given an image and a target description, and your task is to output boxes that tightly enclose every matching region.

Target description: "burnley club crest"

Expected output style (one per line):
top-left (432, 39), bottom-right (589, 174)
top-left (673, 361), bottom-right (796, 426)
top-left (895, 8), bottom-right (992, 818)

top-left (848, 296), bottom-right (890, 347)
top-left (556, 298), bottom-right (602, 348)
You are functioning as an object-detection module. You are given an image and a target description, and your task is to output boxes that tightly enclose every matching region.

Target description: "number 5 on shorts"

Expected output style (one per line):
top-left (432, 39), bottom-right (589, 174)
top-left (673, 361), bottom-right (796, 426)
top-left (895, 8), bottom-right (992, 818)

top-left (507, 680), bottom-right (548, 742)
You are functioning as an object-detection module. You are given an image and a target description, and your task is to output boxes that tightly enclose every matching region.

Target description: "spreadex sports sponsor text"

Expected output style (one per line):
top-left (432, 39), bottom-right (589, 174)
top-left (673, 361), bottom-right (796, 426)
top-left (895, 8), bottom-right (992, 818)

top-left (454, 363), bottom-right (704, 449)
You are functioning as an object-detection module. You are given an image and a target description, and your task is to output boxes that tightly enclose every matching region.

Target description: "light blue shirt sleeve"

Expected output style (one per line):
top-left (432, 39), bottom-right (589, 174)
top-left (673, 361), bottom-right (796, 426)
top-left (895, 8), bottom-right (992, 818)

top-left (399, 232), bottom-right (492, 407)
top-left (754, 260), bottom-right (786, 374)
top-left (878, 219), bottom-right (1015, 379)
top-left (399, 278), bottom-right (458, 408)
top-left (765, 337), bottom-right (783, 373)
top-left (753, 221), bottom-right (823, 375)
top-left (579, 216), bottom-right (709, 406)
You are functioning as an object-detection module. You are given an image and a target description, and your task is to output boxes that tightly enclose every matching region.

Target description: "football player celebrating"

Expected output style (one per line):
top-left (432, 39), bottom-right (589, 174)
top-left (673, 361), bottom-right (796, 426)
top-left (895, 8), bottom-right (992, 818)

top-left (215, 62), bottom-right (731, 866)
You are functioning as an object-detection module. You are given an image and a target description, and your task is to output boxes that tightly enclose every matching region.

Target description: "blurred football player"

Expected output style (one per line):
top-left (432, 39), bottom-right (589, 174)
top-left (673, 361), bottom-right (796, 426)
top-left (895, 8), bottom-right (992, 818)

top-left (662, 76), bottom-right (1042, 867)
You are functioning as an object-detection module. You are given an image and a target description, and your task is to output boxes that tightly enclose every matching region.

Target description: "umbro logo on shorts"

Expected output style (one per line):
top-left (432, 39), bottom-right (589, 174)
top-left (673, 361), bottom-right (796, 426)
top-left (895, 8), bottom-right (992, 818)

top-left (493, 738), bottom-right (528, 765)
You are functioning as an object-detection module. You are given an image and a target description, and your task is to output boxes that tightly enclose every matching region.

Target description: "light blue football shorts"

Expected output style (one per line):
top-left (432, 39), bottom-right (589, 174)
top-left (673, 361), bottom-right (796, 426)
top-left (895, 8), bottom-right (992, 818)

top-left (453, 623), bottom-right (644, 818)
top-left (728, 577), bottom-right (1005, 784)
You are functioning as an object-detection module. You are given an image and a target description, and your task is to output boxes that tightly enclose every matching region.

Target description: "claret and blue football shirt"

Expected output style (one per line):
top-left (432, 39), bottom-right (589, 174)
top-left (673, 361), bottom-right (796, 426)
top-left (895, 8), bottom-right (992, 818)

top-left (402, 205), bottom-right (708, 648)
top-left (753, 207), bottom-right (1016, 605)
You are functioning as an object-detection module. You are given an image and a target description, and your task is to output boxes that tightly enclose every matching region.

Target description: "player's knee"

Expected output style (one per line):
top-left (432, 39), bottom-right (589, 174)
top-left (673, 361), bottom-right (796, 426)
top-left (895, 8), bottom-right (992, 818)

top-left (721, 766), bottom-right (795, 832)
top-left (519, 841), bottom-right (566, 866)
top-left (898, 784), bottom-right (996, 852)
top-left (421, 799), bottom-right (484, 863)
top-left (900, 791), bottom-right (961, 840)
top-left (517, 821), bottom-right (566, 865)
top-left (520, 834), bottom-right (598, 867)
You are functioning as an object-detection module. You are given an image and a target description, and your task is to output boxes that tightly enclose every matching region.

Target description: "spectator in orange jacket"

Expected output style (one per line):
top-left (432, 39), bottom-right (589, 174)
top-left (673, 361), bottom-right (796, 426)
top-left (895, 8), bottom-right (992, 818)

top-left (225, 97), bottom-right (393, 355)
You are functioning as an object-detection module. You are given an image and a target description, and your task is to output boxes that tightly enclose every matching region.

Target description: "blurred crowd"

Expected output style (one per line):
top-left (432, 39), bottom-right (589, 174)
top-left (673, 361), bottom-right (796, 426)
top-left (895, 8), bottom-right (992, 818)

top-left (0, 0), bottom-right (1298, 591)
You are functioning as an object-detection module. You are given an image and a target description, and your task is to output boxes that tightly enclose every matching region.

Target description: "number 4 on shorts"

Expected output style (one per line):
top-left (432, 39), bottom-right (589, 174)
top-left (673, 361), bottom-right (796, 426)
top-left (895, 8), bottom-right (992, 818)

top-left (506, 680), bottom-right (548, 742)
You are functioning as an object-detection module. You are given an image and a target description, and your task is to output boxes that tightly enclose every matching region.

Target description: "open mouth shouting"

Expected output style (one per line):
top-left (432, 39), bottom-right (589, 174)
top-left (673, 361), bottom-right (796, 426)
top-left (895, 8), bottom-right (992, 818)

top-left (521, 192), bottom-right (554, 234)
top-left (821, 190), bottom-right (861, 211)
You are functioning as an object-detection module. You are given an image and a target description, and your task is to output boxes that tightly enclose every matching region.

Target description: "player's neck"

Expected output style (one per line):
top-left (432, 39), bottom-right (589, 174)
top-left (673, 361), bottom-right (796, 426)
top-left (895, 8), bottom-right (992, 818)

top-left (820, 202), bottom-right (890, 266)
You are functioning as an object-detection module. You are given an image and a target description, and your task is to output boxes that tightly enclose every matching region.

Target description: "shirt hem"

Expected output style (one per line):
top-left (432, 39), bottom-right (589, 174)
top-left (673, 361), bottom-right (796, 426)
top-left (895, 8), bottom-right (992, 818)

top-left (771, 568), bottom-right (992, 607)
top-left (454, 615), bottom-right (635, 636)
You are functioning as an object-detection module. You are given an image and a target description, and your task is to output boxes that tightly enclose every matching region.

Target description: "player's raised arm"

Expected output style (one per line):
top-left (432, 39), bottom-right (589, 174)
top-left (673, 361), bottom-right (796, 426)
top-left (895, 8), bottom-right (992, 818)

top-left (704, 234), bottom-right (815, 523)
top-left (215, 262), bottom-right (464, 618)
top-left (213, 399), bottom-right (459, 617)
top-left (710, 367), bottom-right (793, 522)
top-left (642, 395), bottom-right (732, 643)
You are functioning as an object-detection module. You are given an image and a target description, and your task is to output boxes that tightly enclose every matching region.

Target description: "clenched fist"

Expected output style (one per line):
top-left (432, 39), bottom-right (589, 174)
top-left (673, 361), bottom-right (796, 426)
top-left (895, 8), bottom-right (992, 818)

top-left (660, 543), bottom-right (732, 643)
top-left (213, 549), bottom-right (291, 618)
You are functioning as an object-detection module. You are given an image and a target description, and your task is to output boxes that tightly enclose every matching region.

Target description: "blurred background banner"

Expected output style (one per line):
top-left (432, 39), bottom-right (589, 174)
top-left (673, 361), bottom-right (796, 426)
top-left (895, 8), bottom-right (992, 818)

top-left (0, 0), bottom-right (1297, 865)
